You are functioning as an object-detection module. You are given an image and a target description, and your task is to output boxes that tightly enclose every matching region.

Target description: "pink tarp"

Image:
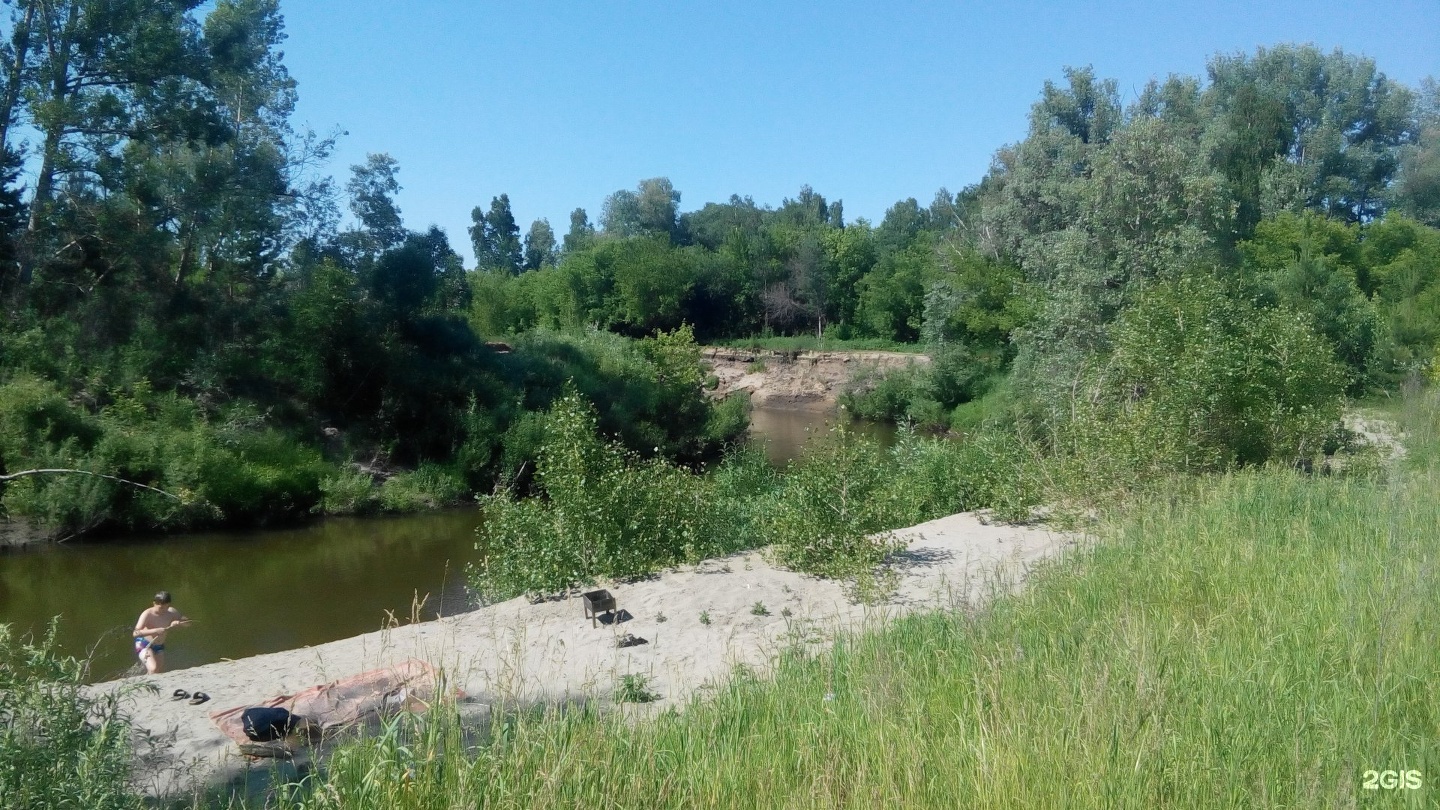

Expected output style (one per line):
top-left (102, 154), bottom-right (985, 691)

top-left (209, 658), bottom-right (454, 745)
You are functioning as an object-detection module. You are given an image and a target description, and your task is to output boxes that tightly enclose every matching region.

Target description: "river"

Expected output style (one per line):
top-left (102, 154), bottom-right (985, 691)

top-left (0, 407), bottom-right (895, 681)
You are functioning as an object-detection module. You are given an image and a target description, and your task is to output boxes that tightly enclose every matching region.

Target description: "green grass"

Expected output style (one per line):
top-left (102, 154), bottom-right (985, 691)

top-left (253, 394), bottom-right (1440, 808)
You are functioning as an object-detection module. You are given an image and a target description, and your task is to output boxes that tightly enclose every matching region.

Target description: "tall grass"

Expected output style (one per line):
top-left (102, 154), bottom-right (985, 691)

top-left (0, 621), bottom-right (143, 809)
top-left (256, 394), bottom-right (1440, 808)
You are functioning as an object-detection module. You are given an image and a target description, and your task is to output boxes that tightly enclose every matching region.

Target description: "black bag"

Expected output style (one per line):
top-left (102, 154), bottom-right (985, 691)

top-left (241, 707), bottom-right (299, 742)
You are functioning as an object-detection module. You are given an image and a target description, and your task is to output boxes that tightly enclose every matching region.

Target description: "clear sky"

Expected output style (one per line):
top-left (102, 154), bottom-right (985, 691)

top-left (278, 1), bottom-right (1439, 266)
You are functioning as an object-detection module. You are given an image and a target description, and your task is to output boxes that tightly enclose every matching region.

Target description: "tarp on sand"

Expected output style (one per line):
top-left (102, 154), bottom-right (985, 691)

top-left (209, 658), bottom-right (448, 745)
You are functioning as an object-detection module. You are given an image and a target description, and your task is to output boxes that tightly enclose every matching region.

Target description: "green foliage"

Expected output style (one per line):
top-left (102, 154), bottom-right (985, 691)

top-left (616, 673), bottom-right (660, 703)
top-left (887, 428), bottom-right (1042, 524)
top-left (840, 348), bottom-right (1003, 431)
top-left (947, 376), bottom-right (1016, 436)
top-left (472, 391), bottom-right (736, 599)
top-left (318, 470), bottom-right (378, 515)
top-left (1241, 212), bottom-right (1382, 389)
top-left (750, 601), bottom-right (770, 616)
top-left (1365, 216), bottom-right (1440, 373)
top-left (1059, 274), bottom-right (1345, 494)
top-left (0, 621), bottom-right (141, 810)
top-left (762, 425), bottom-right (909, 578)
top-left (473, 385), bottom-right (1040, 599)
top-left (855, 243), bottom-right (936, 342)
top-left (378, 464), bottom-right (466, 512)
top-left (0, 375), bottom-right (332, 533)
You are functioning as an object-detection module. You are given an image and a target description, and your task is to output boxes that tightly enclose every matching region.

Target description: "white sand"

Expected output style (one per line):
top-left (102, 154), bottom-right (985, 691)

top-left (92, 511), bottom-right (1078, 800)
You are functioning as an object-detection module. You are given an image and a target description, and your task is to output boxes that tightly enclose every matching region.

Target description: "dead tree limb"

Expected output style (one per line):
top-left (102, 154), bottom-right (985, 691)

top-left (0, 468), bottom-right (181, 500)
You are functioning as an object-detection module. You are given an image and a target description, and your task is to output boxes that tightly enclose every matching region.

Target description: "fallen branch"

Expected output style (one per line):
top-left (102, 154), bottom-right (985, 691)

top-left (0, 468), bottom-right (181, 500)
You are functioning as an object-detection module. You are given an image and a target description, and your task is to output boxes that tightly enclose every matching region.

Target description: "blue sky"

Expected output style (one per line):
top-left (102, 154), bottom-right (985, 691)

top-left (279, 1), bottom-right (1439, 265)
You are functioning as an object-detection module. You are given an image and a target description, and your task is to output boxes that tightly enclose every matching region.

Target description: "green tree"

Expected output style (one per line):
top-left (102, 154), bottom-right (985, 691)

top-left (346, 153), bottom-right (405, 252)
top-left (1204, 45), bottom-right (1415, 224)
top-left (522, 218), bottom-right (557, 270)
top-left (1390, 79), bottom-right (1440, 228)
top-left (470, 193), bottom-right (522, 273)
top-left (602, 178), bottom-right (679, 241)
top-left (562, 206), bottom-right (594, 253)
top-left (1240, 212), bottom-right (1379, 389)
top-left (1065, 274), bottom-right (1344, 480)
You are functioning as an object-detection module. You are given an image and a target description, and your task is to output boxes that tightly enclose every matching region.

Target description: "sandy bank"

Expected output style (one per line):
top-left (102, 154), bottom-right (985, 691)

top-left (92, 511), bottom-right (1077, 800)
top-left (703, 348), bottom-right (929, 410)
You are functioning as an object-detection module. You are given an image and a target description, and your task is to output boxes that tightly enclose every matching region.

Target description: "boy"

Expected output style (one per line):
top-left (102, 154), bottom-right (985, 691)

top-left (134, 591), bottom-right (189, 674)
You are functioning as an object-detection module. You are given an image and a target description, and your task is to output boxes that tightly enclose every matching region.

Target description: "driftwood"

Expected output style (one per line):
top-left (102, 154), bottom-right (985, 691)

top-left (0, 468), bottom-right (181, 500)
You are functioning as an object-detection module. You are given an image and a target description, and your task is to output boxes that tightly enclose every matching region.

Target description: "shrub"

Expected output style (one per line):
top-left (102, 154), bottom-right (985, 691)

top-left (318, 470), bottom-right (378, 515)
top-left (1060, 275), bottom-right (1346, 494)
top-left (616, 673), bottom-right (660, 703)
top-left (762, 424), bottom-right (907, 578)
top-left (471, 392), bottom-right (730, 600)
top-left (379, 464), bottom-right (467, 512)
top-left (839, 365), bottom-right (921, 423)
top-left (0, 621), bottom-right (142, 810)
top-left (888, 429), bottom-right (1042, 524)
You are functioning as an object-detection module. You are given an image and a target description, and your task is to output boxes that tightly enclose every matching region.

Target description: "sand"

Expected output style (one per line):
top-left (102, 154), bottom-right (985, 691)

top-left (703, 348), bottom-right (930, 409)
top-left (91, 511), bottom-right (1079, 800)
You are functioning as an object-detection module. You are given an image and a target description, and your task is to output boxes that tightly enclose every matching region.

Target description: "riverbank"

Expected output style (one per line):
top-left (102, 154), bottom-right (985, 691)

top-left (703, 348), bottom-right (929, 410)
top-left (92, 510), bottom-right (1077, 801)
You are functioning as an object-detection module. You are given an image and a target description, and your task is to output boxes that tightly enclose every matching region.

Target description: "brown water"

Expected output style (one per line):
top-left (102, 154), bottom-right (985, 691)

top-left (746, 407), bottom-right (897, 465)
top-left (0, 407), bottom-right (893, 680)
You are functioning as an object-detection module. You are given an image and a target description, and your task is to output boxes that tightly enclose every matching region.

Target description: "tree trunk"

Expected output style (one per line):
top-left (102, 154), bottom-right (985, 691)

top-left (0, 3), bottom-right (36, 149)
top-left (20, 0), bottom-right (78, 284)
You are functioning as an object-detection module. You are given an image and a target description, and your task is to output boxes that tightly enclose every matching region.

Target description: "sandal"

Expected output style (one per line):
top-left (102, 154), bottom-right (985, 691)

top-left (171, 689), bottom-right (191, 701)
top-left (188, 692), bottom-right (210, 706)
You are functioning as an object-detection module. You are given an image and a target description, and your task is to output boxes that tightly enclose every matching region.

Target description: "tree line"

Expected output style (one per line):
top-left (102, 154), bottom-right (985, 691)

top-left (0, 2), bottom-right (1435, 536)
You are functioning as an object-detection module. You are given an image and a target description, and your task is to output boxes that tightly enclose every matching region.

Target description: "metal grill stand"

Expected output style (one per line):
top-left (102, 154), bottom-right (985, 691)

top-left (582, 589), bottom-right (616, 628)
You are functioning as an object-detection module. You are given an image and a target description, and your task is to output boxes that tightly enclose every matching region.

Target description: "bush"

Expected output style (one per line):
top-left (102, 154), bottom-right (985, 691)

top-left (318, 470), bottom-right (378, 515)
top-left (471, 392), bottom-right (733, 600)
top-left (762, 424), bottom-right (908, 579)
top-left (0, 621), bottom-right (142, 810)
top-left (379, 463), bottom-right (467, 512)
top-left (1060, 275), bottom-right (1346, 495)
top-left (473, 394), bottom-right (1045, 600)
top-left (840, 346), bottom-right (1002, 431)
top-left (888, 429), bottom-right (1042, 524)
top-left (839, 366), bottom-right (922, 423)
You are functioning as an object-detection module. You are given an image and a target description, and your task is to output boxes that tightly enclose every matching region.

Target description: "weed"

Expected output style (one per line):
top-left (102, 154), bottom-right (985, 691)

top-left (1, 621), bottom-right (140, 809)
top-left (616, 673), bottom-right (660, 704)
top-left (750, 601), bottom-right (770, 616)
top-left (698, 611), bottom-right (711, 626)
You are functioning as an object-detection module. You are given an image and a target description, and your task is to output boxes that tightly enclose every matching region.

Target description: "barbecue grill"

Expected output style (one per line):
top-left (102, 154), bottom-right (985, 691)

top-left (582, 589), bottom-right (616, 627)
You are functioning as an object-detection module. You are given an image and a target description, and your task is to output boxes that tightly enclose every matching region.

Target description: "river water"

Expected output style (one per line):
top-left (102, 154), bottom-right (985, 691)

top-left (0, 407), bottom-right (894, 681)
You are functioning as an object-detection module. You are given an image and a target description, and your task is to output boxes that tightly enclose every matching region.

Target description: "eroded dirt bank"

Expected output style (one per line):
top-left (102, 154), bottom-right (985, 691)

top-left (703, 348), bottom-right (929, 410)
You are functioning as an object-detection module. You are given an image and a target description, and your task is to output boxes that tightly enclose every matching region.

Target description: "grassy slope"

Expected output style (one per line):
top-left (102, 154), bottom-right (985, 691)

top-left (261, 397), bottom-right (1440, 810)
